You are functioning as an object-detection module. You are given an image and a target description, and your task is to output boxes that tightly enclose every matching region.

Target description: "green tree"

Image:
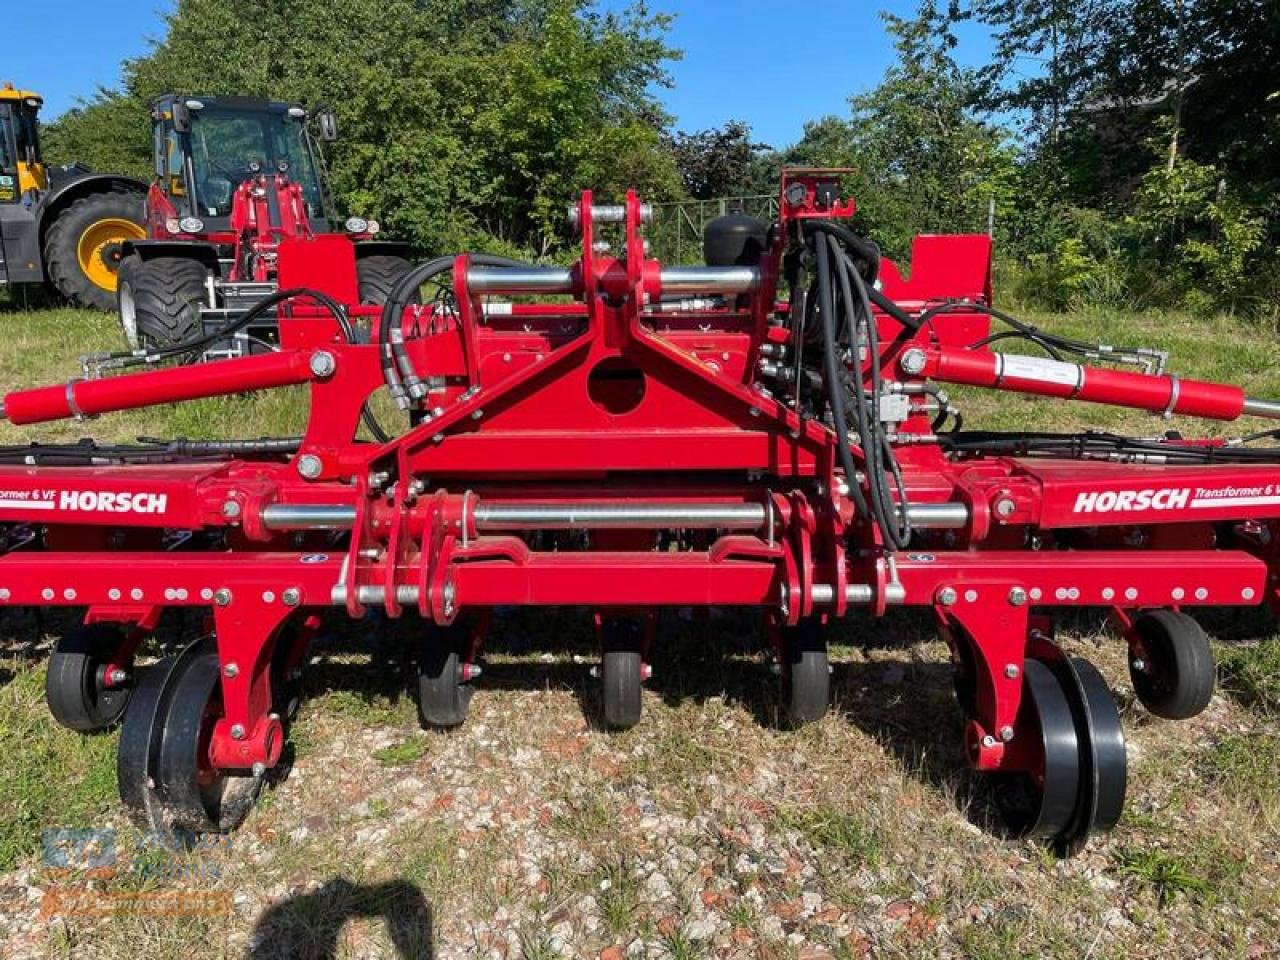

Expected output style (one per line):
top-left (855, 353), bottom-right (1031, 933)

top-left (779, 2), bottom-right (1016, 258)
top-left (42, 0), bottom-right (682, 257)
top-left (666, 121), bottom-right (770, 200)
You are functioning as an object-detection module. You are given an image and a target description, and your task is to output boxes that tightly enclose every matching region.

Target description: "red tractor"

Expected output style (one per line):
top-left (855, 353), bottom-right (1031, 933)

top-left (117, 94), bottom-right (414, 357)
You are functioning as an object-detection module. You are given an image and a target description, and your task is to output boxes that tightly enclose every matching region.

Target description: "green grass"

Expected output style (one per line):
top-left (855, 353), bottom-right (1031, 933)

top-left (777, 806), bottom-right (885, 868)
top-left (1218, 639), bottom-right (1280, 713)
top-left (371, 738), bottom-right (428, 766)
top-left (0, 658), bottom-right (119, 871)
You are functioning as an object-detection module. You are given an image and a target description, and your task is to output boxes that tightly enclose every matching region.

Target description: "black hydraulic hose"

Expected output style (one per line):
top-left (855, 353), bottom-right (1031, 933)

top-left (844, 245), bottom-right (911, 548)
top-left (803, 219), bottom-right (922, 332)
top-left (828, 235), bottom-right (887, 535)
top-left (813, 231), bottom-right (871, 522)
top-left (378, 253), bottom-right (532, 405)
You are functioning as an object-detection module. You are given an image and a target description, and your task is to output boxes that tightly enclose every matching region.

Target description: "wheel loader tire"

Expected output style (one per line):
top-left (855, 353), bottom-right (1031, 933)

top-left (43, 190), bottom-right (146, 311)
top-left (119, 257), bottom-right (209, 351)
top-left (356, 255), bottom-right (418, 306)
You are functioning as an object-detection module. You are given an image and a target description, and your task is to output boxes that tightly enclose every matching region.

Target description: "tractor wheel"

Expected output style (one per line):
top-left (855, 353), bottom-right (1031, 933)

top-left (780, 618), bottom-right (830, 727)
top-left (357, 255), bottom-right (419, 306)
top-left (600, 618), bottom-right (644, 731)
top-left (1128, 610), bottom-right (1216, 720)
top-left (118, 256), bottom-right (209, 351)
top-left (43, 190), bottom-right (146, 311)
top-left (117, 644), bottom-right (264, 838)
top-left (45, 623), bottom-right (132, 732)
top-left (417, 622), bottom-right (474, 730)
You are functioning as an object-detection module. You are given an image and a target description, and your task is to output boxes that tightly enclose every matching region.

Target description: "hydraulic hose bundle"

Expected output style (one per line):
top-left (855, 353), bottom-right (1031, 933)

top-left (803, 223), bottom-right (912, 550)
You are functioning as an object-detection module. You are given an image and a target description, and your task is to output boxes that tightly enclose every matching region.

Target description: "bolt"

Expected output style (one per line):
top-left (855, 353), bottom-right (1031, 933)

top-left (282, 588), bottom-right (301, 607)
top-left (1172, 587), bottom-right (1185, 601)
top-left (937, 586), bottom-right (958, 606)
top-left (900, 348), bottom-right (928, 376)
top-left (1008, 586), bottom-right (1028, 607)
top-left (214, 588), bottom-right (232, 607)
top-left (981, 734), bottom-right (997, 749)
top-left (999, 725), bottom-right (1015, 742)
top-left (748, 407), bottom-right (761, 417)
top-left (309, 350), bottom-right (336, 378)
top-left (994, 497), bottom-right (1016, 519)
top-left (963, 589), bottom-right (978, 603)
top-left (471, 409), bottom-right (484, 421)
top-left (1131, 658), bottom-right (1147, 673)
top-left (296, 454), bottom-right (323, 479)
top-left (223, 663), bottom-right (239, 678)
top-left (1242, 587), bottom-right (1256, 601)
top-left (1004, 663), bottom-right (1020, 679)
top-left (230, 724), bottom-right (246, 740)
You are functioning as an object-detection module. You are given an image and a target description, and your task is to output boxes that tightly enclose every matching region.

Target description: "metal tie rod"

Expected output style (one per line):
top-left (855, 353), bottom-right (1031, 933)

top-left (567, 203), bottom-right (653, 228)
top-left (466, 265), bottom-right (762, 297)
top-left (261, 500), bottom-right (971, 533)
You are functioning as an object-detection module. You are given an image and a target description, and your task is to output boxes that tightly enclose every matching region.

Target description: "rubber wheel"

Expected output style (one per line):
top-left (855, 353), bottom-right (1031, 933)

top-left (43, 190), bottom-right (146, 311)
top-left (357, 255), bottom-right (419, 306)
top-left (118, 256), bottom-right (209, 350)
top-left (417, 622), bottom-right (473, 729)
top-left (117, 645), bottom-right (263, 838)
top-left (601, 619), bottom-right (643, 731)
top-left (45, 623), bottom-right (131, 732)
top-left (781, 618), bottom-right (829, 727)
top-left (990, 659), bottom-right (1081, 841)
top-left (1129, 610), bottom-right (1216, 720)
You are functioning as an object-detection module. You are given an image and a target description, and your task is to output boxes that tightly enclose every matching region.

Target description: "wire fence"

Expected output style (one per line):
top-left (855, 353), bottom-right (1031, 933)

top-left (646, 195), bottom-right (781, 265)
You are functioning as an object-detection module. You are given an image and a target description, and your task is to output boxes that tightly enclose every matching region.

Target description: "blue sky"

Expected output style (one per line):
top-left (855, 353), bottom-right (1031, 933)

top-left (8, 1), bottom-right (995, 148)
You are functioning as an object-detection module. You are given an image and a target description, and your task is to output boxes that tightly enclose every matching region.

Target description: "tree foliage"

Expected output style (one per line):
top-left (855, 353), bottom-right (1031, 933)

top-left (43, 0), bottom-right (682, 257)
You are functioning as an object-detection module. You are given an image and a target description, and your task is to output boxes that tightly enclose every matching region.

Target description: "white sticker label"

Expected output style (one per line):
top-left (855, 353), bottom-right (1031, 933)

top-left (1000, 355), bottom-right (1081, 387)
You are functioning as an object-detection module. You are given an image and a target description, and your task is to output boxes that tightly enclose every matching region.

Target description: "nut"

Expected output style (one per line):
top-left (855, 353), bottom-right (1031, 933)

top-left (937, 586), bottom-right (958, 606)
top-left (213, 588), bottom-right (232, 607)
top-left (282, 588), bottom-right (301, 607)
top-left (230, 724), bottom-right (246, 740)
top-left (1007, 587), bottom-right (1028, 607)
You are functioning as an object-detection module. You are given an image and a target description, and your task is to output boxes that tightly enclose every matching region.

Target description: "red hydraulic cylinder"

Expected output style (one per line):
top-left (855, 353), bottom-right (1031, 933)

top-left (914, 345), bottom-right (1248, 421)
top-left (1, 350), bottom-right (319, 425)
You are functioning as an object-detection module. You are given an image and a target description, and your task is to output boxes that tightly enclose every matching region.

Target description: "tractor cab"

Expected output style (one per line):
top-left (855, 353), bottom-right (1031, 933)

top-left (150, 95), bottom-right (335, 230)
top-left (0, 84), bottom-right (47, 203)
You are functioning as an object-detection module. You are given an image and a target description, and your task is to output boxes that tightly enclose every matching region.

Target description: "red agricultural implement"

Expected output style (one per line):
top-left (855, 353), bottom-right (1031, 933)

top-left (4, 169), bottom-right (1279, 852)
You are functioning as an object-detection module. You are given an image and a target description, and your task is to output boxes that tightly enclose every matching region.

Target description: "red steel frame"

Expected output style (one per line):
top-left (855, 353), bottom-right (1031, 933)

top-left (3, 170), bottom-right (1279, 782)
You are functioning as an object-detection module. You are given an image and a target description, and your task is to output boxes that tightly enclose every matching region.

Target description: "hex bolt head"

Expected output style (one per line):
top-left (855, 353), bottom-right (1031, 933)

top-left (995, 498), bottom-right (1017, 519)
top-left (1008, 587), bottom-right (1028, 607)
top-left (230, 724), bottom-right (246, 740)
top-left (213, 588), bottom-right (233, 607)
top-left (1004, 663), bottom-right (1020, 680)
top-left (282, 588), bottom-right (301, 607)
top-left (223, 663), bottom-right (239, 678)
top-left (981, 734), bottom-right (997, 749)
top-left (999, 725), bottom-right (1015, 742)
top-left (296, 454), bottom-right (323, 479)
top-left (1131, 658), bottom-right (1147, 672)
top-left (222, 500), bottom-right (242, 519)
top-left (309, 350), bottom-right (337, 378)
top-left (937, 586), bottom-right (958, 606)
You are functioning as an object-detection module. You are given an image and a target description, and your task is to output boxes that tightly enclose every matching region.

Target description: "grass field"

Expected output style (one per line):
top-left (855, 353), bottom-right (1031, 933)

top-left (0, 302), bottom-right (1278, 959)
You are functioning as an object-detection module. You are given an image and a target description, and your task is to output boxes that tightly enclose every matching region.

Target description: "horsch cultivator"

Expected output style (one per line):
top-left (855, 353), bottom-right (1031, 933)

top-left (3, 170), bottom-right (1279, 852)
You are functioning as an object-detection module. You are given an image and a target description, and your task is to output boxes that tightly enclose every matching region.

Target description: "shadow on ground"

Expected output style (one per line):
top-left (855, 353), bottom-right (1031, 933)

top-left (249, 877), bottom-right (433, 959)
